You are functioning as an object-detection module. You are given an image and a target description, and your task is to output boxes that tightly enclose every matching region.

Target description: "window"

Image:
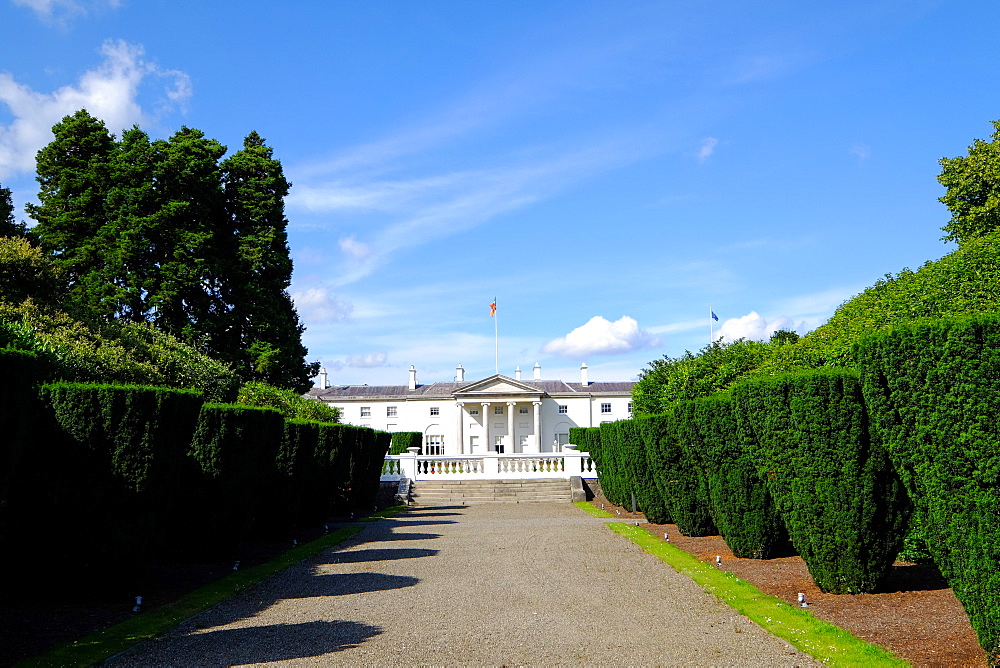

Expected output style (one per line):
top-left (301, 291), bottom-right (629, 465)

top-left (469, 435), bottom-right (479, 449)
top-left (387, 406), bottom-right (397, 417)
top-left (494, 405), bottom-right (504, 414)
top-left (558, 405), bottom-right (568, 414)
top-left (519, 406), bottom-right (528, 414)
top-left (360, 406), bottom-right (370, 417)
top-left (425, 435), bottom-right (443, 455)
top-left (470, 408), bottom-right (479, 415)
top-left (628, 402), bottom-right (633, 414)
top-left (430, 406), bottom-right (439, 416)
top-left (601, 403), bottom-right (611, 414)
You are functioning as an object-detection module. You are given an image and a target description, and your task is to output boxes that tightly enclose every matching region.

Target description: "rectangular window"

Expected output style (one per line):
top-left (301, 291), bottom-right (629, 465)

top-left (519, 406), bottom-right (528, 414)
top-left (601, 403), bottom-right (611, 414)
top-left (425, 435), bottom-right (443, 456)
top-left (470, 408), bottom-right (479, 415)
top-left (360, 406), bottom-right (370, 417)
top-left (469, 435), bottom-right (479, 448)
top-left (387, 406), bottom-right (397, 417)
top-left (628, 402), bottom-right (633, 414)
top-left (558, 405), bottom-right (568, 414)
top-left (494, 405), bottom-right (504, 415)
top-left (430, 406), bottom-right (439, 416)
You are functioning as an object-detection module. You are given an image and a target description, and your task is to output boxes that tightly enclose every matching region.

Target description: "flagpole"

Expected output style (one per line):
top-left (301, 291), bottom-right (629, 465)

top-left (710, 306), bottom-right (714, 343)
top-left (493, 297), bottom-right (499, 375)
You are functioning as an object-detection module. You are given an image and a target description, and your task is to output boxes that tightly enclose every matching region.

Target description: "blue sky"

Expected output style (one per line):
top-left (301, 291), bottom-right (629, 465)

top-left (2, 0), bottom-right (998, 386)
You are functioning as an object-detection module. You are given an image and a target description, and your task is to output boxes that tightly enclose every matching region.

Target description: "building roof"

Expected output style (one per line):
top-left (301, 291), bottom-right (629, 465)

top-left (307, 377), bottom-right (635, 401)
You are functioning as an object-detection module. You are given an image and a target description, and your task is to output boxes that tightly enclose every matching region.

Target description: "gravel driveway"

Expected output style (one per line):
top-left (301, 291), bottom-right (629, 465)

top-left (106, 503), bottom-right (819, 666)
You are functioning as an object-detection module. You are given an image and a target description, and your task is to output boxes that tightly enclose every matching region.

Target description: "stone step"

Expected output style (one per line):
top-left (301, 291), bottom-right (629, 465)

top-left (409, 478), bottom-right (573, 505)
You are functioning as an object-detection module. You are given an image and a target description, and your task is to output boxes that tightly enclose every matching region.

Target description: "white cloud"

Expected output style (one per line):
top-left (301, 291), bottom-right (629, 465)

top-left (0, 39), bottom-right (192, 179)
top-left (543, 316), bottom-right (660, 357)
top-left (13, 0), bottom-right (121, 25)
top-left (697, 136), bottom-right (718, 161)
top-left (716, 310), bottom-right (798, 343)
top-left (851, 142), bottom-right (871, 160)
top-left (291, 287), bottom-right (353, 324)
top-left (338, 235), bottom-right (373, 261)
top-left (346, 352), bottom-right (389, 368)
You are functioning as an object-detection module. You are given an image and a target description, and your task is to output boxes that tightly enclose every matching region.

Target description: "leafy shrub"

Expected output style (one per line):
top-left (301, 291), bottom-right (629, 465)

top-left (188, 403), bottom-right (285, 553)
top-left (683, 393), bottom-right (787, 558)
top-left (237, 380), bottom-right (340, 421)
top-left (389, 431), bottom-right (422, 455)
top-left (596, 420), bottom-right (669, 522)
top-left (732, 369), bottom-right (910, 594)
top-left (639, 407), bottom-right (716, 536)
top-left (856, 315), bottom-right (1000, 663)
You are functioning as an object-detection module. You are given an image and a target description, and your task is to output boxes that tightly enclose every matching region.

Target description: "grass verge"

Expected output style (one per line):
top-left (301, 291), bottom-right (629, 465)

top-left (19, 508), bottom-right (405, 668)
top-left (606, 522), bottom-right (908, 667)
top-left (574, 501), bottom-right (616, 518)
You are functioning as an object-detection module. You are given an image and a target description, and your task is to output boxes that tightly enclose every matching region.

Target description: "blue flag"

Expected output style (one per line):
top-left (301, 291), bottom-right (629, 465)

top-left (711, 310), bottom-right (719, 321)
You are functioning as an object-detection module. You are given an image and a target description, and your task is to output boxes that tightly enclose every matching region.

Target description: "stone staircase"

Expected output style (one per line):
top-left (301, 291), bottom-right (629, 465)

top-left (409, 478), bottom-right (573, 505)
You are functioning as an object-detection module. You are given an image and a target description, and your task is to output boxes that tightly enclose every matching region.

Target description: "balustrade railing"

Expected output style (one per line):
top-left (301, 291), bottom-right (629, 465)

top-left (381, 448), bottom-right (595, 481)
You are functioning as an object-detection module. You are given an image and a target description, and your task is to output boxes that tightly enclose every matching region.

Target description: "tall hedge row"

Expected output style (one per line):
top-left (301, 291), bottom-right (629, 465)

top-left (682, 393), bottom-right (787, 558)
top-left (732, 369), bottom-right (911, 593)
top-left (389, 431), bottom-right (423, 455)
top-left (856, 315), bottom-right (1000, 663)
top-left (639, 409), bottom-right (715, 536)
top-left (0, 364), bottom-right (390, 591)
top-left (595, 420), bottom-right (669, 522)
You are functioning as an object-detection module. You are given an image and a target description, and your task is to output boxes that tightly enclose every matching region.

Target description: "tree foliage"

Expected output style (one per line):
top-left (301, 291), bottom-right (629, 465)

top-left (25, 110), bottom-right (317, 391)
top-left (236, 381), bottom-right (340, 422)
top-left (938, 120), bottom-right (1000, 246)
top-left (1, 184), bottom-right (26, 237)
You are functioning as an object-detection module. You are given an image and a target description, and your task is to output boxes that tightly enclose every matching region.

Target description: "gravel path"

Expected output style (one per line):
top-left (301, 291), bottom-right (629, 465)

top-left (106, 503), bottom-right (819, 666)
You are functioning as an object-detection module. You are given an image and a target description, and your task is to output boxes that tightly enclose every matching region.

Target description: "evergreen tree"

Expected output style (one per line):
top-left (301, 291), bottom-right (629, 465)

top-left (221, 131), bottom-right (317, 391)
top-left (1, 184), bottom-right (27, 238)
top-left (26, 110), bottom-right (115, 317)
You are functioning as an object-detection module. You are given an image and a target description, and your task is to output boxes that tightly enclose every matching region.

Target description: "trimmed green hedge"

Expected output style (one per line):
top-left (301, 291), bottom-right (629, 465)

top-left (856, 315), bottom-right (1000, 664)
top-left (389, 431), bottom-right (423, 455)
top-left (188, 403), bottom-right (285, 554)
top-left (732, 369), bottom-right (910, 594)
top-left (596, 420), bottom-right (669, 522)
top-left (683, 393), bottom-right (787, 558)
top-left (639, 407), bottom-right (715, 536)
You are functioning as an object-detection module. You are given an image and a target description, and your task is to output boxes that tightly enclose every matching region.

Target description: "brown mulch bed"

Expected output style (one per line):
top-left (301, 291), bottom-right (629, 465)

top-left (591, 495), bottom-right (985, 668)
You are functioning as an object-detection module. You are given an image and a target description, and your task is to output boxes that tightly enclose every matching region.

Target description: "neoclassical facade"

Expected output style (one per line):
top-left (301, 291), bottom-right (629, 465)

top-left (307, 363), bottom-right (635, 455)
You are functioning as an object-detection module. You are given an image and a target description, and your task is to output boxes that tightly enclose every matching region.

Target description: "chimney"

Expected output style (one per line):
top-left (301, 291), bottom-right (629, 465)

top-left (456, 364), bottom-right (465, 383)
top-left (533, 362), bottom-right (541, 380)
top-left (515, 366), bottom-right (521, 381)
top-left (408, 365), bottom-right (417, 390)
top-left (580, 362), bottom-right (589, 387)
top-left (318, 367), bottom-right (328, 390)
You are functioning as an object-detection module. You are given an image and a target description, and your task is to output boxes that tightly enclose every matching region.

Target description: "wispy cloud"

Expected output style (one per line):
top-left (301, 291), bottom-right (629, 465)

top-left (851, 142), bottom-right (871, 160)
top-left (291, 287), bottom-right (353, 324)
top-left (697, 136), bottom-right (718, 161)
top-left (13, 0), bottom-right (121, 27)
top-left (0, 39), bottom-right (191, 179)
top-left (543, 316), bottom-right (660, 358)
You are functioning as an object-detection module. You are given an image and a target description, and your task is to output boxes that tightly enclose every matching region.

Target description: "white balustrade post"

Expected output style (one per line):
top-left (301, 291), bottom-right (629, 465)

top-left (401, 446), bottom-right (420, 480)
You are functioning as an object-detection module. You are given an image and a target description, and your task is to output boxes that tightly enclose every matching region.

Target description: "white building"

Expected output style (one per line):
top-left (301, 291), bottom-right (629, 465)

top-left (307, 362), bottom-right (635, 455)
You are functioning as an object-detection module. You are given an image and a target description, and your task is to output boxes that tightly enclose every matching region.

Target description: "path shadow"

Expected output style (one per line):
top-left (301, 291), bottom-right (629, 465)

top-left (118, 619), bottom-right (383, 665)
top-left (273, 572), bottom-right (420, 599)
top-left (360, 531), bottom-right (441, 541)
top-left (322, 547), bottom-right (438, 564)
top-left (377, 518), bottom-right (458, 528)
top-left (399, 511), bottom-right (465, 518)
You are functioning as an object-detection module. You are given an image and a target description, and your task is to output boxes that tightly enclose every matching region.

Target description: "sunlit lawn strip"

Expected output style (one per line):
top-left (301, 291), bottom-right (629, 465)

top-left (606, 523), bottom-right (908, 668)
top-left (19, 508), bottom-right (406, 668)
top-left (574, 501), bottom-right (615, 517)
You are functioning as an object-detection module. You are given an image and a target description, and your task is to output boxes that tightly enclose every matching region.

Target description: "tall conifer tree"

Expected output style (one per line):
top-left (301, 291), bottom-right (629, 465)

top-left (1, 184), bottom-right (27, 238)
top-left (221, 132), bottom-right (317, 391)
top-left (26, 110), bottom-right (115, 317)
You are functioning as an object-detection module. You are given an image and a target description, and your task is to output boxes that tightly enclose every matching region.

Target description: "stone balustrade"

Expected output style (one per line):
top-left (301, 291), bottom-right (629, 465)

top-left (382, 446), bottom-right (596, 481)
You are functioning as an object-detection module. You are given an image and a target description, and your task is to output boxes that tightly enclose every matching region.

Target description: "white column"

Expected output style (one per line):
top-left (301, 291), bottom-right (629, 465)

top-left (507, 401), bottom-right (517, 453)
top-left (455, 402), bottom-right (465, 454)
top-left (482, 402), bottom-right (491, 452)
top-left (532, 401), bottom-right (542, 453)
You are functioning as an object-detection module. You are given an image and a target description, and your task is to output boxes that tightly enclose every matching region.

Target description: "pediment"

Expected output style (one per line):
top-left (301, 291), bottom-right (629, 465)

top-left (454, 374), bottom-right (545, 397)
